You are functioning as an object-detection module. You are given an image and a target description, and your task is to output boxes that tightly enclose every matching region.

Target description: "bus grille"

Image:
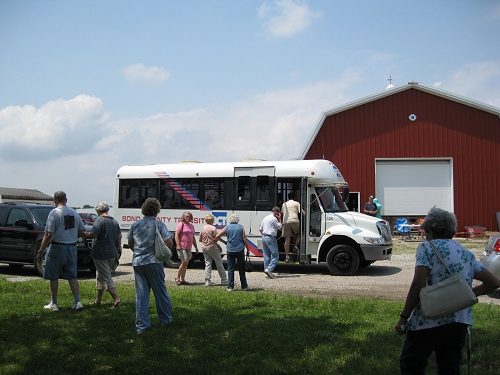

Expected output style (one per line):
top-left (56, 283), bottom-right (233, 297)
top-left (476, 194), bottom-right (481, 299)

top-left (377, 221), bottom-right (392, 243)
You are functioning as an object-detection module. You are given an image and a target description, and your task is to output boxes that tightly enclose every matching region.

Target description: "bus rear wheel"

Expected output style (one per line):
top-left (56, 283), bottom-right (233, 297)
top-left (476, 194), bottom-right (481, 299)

top-left (326, 245), bottom-right (359, 276)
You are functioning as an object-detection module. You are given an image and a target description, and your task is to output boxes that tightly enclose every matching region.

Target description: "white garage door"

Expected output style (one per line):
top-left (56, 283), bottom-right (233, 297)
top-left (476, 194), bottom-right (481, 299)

top-left (375, 159), bottom-right (453, 216)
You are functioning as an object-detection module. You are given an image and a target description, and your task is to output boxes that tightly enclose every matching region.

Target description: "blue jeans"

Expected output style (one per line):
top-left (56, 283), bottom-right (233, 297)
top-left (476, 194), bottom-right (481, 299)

top-left (226, 250), bottom-right (248, 289)
top-left (262, 235), bottom-right (279, 271)
top-left (400, 323), bottom-right (468, 375)
top-left (134, 263), bottom-right (172, 332)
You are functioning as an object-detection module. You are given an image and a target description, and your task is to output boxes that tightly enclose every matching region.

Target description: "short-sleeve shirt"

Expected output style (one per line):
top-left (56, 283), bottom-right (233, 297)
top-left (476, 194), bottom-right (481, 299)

top-left (364, 202), bottom-right (377, 216)
top-left (200, 224), bottom-right (218, 249)
top-left (127, 217), bottom-right (173, 266)
top-left (259, 214), bottom-right (282, 237)
top-left (176, 222), bottom-right (195, 249)
top-left (91, 216), bottom-right (121, 259)
top-left (46, 205), bottom-right (85, 243)
top-left (407, 239), bottom-right (484, 331)
top-left (282, 200), bottom-right (301, 224)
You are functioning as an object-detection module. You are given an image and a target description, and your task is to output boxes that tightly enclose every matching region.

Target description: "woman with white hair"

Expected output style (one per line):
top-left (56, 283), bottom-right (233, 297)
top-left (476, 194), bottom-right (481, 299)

top-left (88, 201), bottom-right (122, 307)
top-left (199, 214), bottom-right (227, 286)
top-left (395, 206), bottom-right (500, 374)
top-left (215, 213), bottom-right (250, 292)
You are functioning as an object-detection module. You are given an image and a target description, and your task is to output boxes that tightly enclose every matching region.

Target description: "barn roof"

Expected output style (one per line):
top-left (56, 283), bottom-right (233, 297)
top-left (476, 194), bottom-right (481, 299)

top-left (299, 82), bottom-right (500, 159)
top-left (0, 187), bottom-right (52, 201)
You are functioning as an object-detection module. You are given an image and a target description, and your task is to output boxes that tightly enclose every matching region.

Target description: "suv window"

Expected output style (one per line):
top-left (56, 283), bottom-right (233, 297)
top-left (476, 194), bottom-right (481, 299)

top-left (0, 206), bottom-right (9, 225)
top-left (6, 208), bottom-right (31, 226)
top-left (30, 206), bottom-right (53, 226)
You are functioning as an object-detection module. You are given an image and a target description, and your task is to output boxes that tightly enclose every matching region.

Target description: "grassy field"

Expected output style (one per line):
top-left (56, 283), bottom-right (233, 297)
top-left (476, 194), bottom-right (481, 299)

top-left (0, 238), bottom-right (496, 374)
top-left (1, 267), bottom-right (500, 375)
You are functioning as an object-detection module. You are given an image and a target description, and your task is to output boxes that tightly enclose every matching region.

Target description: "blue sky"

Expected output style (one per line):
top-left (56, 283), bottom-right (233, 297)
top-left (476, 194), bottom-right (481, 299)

top-left (1, 0), bottom-right (499, 207)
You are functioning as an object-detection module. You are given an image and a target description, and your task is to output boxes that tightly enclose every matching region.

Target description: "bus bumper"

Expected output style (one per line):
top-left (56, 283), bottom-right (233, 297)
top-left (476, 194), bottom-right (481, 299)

top-left (360, 244), bottom-right (392, 261)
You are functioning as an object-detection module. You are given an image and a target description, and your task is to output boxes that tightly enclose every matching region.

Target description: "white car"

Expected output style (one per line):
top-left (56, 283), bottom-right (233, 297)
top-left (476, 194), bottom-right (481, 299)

top-left (480, 235), bottom-right (500, 279)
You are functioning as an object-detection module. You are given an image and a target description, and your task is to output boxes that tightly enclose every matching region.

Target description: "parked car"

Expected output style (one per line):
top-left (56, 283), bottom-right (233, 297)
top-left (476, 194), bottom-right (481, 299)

top-left (480, 234), bottom-right (500, 279)
top-left (78, 212), bottom-right (97, 225)
top-left (0, 203), bottom-right (95, 276)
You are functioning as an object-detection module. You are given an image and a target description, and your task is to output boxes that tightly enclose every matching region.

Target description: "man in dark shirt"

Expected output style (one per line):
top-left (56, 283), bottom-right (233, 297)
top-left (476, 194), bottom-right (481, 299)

top-left (363, 195), bottom-right (378, 217)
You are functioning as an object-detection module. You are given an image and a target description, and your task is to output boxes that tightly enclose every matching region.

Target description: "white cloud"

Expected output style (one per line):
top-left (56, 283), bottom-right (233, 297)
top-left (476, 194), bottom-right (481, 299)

top-left (11, 65), bottom-right (500, 208)
top-left (123, 63), bottom-right (170, 84)
top-left (93, 72), bottom-right (360, 168)
top-left (258, 0), bottom-right (323, 37)
top-left (0, 95), bottom-right (106, 161)
top-left (433, 81), bottom-right (442, 87)
top-left (439, 61), bottom-right (500, 107)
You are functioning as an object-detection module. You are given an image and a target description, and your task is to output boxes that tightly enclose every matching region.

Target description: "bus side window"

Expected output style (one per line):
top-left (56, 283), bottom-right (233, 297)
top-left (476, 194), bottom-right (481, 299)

top-left (256, 175), bottom-right (270, 202)
top-left (204, 178), bottom-right (225, 210)
top-left (160, 180), bottom-right (175, 208)
top-left (119, 179), bottom-right (140, 208)
top-left (237, 176), bottom-right (251, 202)
top-left (140, 180), bottom-right (159, 206)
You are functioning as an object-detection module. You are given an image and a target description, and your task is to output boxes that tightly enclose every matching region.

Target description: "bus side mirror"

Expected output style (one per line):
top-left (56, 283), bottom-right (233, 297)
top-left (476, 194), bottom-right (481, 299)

top-left (342, 186), bottom-right (350, 203)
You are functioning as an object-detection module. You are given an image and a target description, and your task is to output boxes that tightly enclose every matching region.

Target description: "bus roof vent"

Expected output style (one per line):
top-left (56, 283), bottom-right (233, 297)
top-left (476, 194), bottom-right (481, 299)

top-left (243, 158), bottom-right (267, 162)
top-left (179, 160), bottom-right (203, 164)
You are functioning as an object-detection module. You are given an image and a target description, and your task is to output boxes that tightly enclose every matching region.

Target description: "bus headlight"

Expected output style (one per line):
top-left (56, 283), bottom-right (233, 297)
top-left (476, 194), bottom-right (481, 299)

top-left (363, 237), bottom-right (384, 244)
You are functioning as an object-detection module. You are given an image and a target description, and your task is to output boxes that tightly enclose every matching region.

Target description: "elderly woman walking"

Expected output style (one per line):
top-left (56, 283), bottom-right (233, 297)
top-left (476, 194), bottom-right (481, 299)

top-left (215, 213), bottom-right (250, 292)
top-left (395, 206), bottom-right (500, 374)
top-left (127, 198), bottom-right (174, 335)
top-left (87, 201), bottom-right (122, 307)
top-left (199, 214), bottom-right (227, 286)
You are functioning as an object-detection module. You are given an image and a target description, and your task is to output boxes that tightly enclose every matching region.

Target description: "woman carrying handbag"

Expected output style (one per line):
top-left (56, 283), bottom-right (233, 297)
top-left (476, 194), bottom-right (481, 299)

top-left (395, 206), bottom-right (500, 375)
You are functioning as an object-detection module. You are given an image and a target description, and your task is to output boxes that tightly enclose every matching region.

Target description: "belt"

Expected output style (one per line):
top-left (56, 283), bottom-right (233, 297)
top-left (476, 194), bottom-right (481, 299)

top-left (262, 234), bottom-right (275, 237)
top-left (51, 242), bottom-right (77, 246)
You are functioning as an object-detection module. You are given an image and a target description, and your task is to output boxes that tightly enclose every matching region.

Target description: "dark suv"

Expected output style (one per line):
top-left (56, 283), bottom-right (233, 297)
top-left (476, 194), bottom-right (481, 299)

top-left (0, 203), bottom-right (94, 276)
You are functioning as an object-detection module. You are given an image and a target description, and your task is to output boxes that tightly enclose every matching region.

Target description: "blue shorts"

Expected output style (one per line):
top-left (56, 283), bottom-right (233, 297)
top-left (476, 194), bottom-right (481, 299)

top-left (43, 244), bottom-right (78, 280)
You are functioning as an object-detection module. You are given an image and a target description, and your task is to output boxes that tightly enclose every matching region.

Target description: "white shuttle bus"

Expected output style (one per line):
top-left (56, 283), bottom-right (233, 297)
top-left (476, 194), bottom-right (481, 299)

top-left (114, 159), bottom-right (392, 275)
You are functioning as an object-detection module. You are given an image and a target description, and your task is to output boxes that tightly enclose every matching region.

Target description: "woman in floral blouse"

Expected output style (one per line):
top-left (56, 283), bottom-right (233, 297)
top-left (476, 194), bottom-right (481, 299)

top-left (395, 206), bottom-right (500, 374)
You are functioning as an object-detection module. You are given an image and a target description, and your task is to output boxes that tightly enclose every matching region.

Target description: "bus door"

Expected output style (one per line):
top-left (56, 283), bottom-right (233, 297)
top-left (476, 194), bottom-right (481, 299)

top-left (233, 166), bottom-right (275, 237)
top-left (299, 178), bottom-right (309, 264)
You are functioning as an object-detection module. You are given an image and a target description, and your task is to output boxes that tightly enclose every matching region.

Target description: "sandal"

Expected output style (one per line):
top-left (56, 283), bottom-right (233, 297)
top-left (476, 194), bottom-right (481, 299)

top-left (113, 301), bottom-right (122, 308)
top-left (90, 301), bottom-right (101, 306)
top-left (175, 277), bottom-right (182, 286)
top-left (180, 280), bottom-right (190, 285)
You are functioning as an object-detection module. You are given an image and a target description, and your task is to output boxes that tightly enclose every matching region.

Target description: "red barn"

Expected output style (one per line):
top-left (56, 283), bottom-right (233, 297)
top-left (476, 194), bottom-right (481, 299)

top-left (300, 82), bottom-right (500, 232)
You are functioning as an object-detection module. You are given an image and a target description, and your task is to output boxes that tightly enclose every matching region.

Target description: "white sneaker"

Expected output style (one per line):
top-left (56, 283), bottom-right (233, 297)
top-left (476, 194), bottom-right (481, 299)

top-left (221, 279), bottom-right (228, 285)
top-left (205, 281), bottom-right (216, 287)
top-left (44, 302), bottom-right (59, 311)
top-left (285, 256), bottom-right (290, 263)
top-left (242, 286), bottom-right (251, 291)
top-left (72, 301), bottom-right (84, 311)
top-left (293, 246), bottom-right (299, 252)
top-left (264, 269), bottom-right (276, 279)
top-left (227, 287), bottom-right (233, 292)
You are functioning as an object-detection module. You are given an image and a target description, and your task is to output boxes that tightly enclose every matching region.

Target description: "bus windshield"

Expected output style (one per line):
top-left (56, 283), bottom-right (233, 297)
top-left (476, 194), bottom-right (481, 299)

top-left (315, 187), bottom-right (348, 213)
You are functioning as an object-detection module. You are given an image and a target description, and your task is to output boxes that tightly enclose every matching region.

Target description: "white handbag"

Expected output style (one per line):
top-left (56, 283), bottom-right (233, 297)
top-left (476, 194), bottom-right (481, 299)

top-left (419, 241), bottom-right (478, 318)
top-left (154, 222), bottom-right (172, 262)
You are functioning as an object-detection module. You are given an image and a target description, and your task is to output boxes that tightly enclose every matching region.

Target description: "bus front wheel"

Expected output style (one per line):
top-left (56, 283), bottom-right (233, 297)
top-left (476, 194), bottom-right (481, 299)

top-left (326, 245), bottom-right (359, 276)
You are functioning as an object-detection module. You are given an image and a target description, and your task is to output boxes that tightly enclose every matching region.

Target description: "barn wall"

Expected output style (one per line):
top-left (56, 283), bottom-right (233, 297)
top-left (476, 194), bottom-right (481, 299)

top-left (305, 88), bottom-right (500, 231)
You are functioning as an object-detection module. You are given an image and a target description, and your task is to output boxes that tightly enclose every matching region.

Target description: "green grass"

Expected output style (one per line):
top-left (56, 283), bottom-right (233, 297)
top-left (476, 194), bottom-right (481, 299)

top-left (1, 276), bottom-right (500, 375)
